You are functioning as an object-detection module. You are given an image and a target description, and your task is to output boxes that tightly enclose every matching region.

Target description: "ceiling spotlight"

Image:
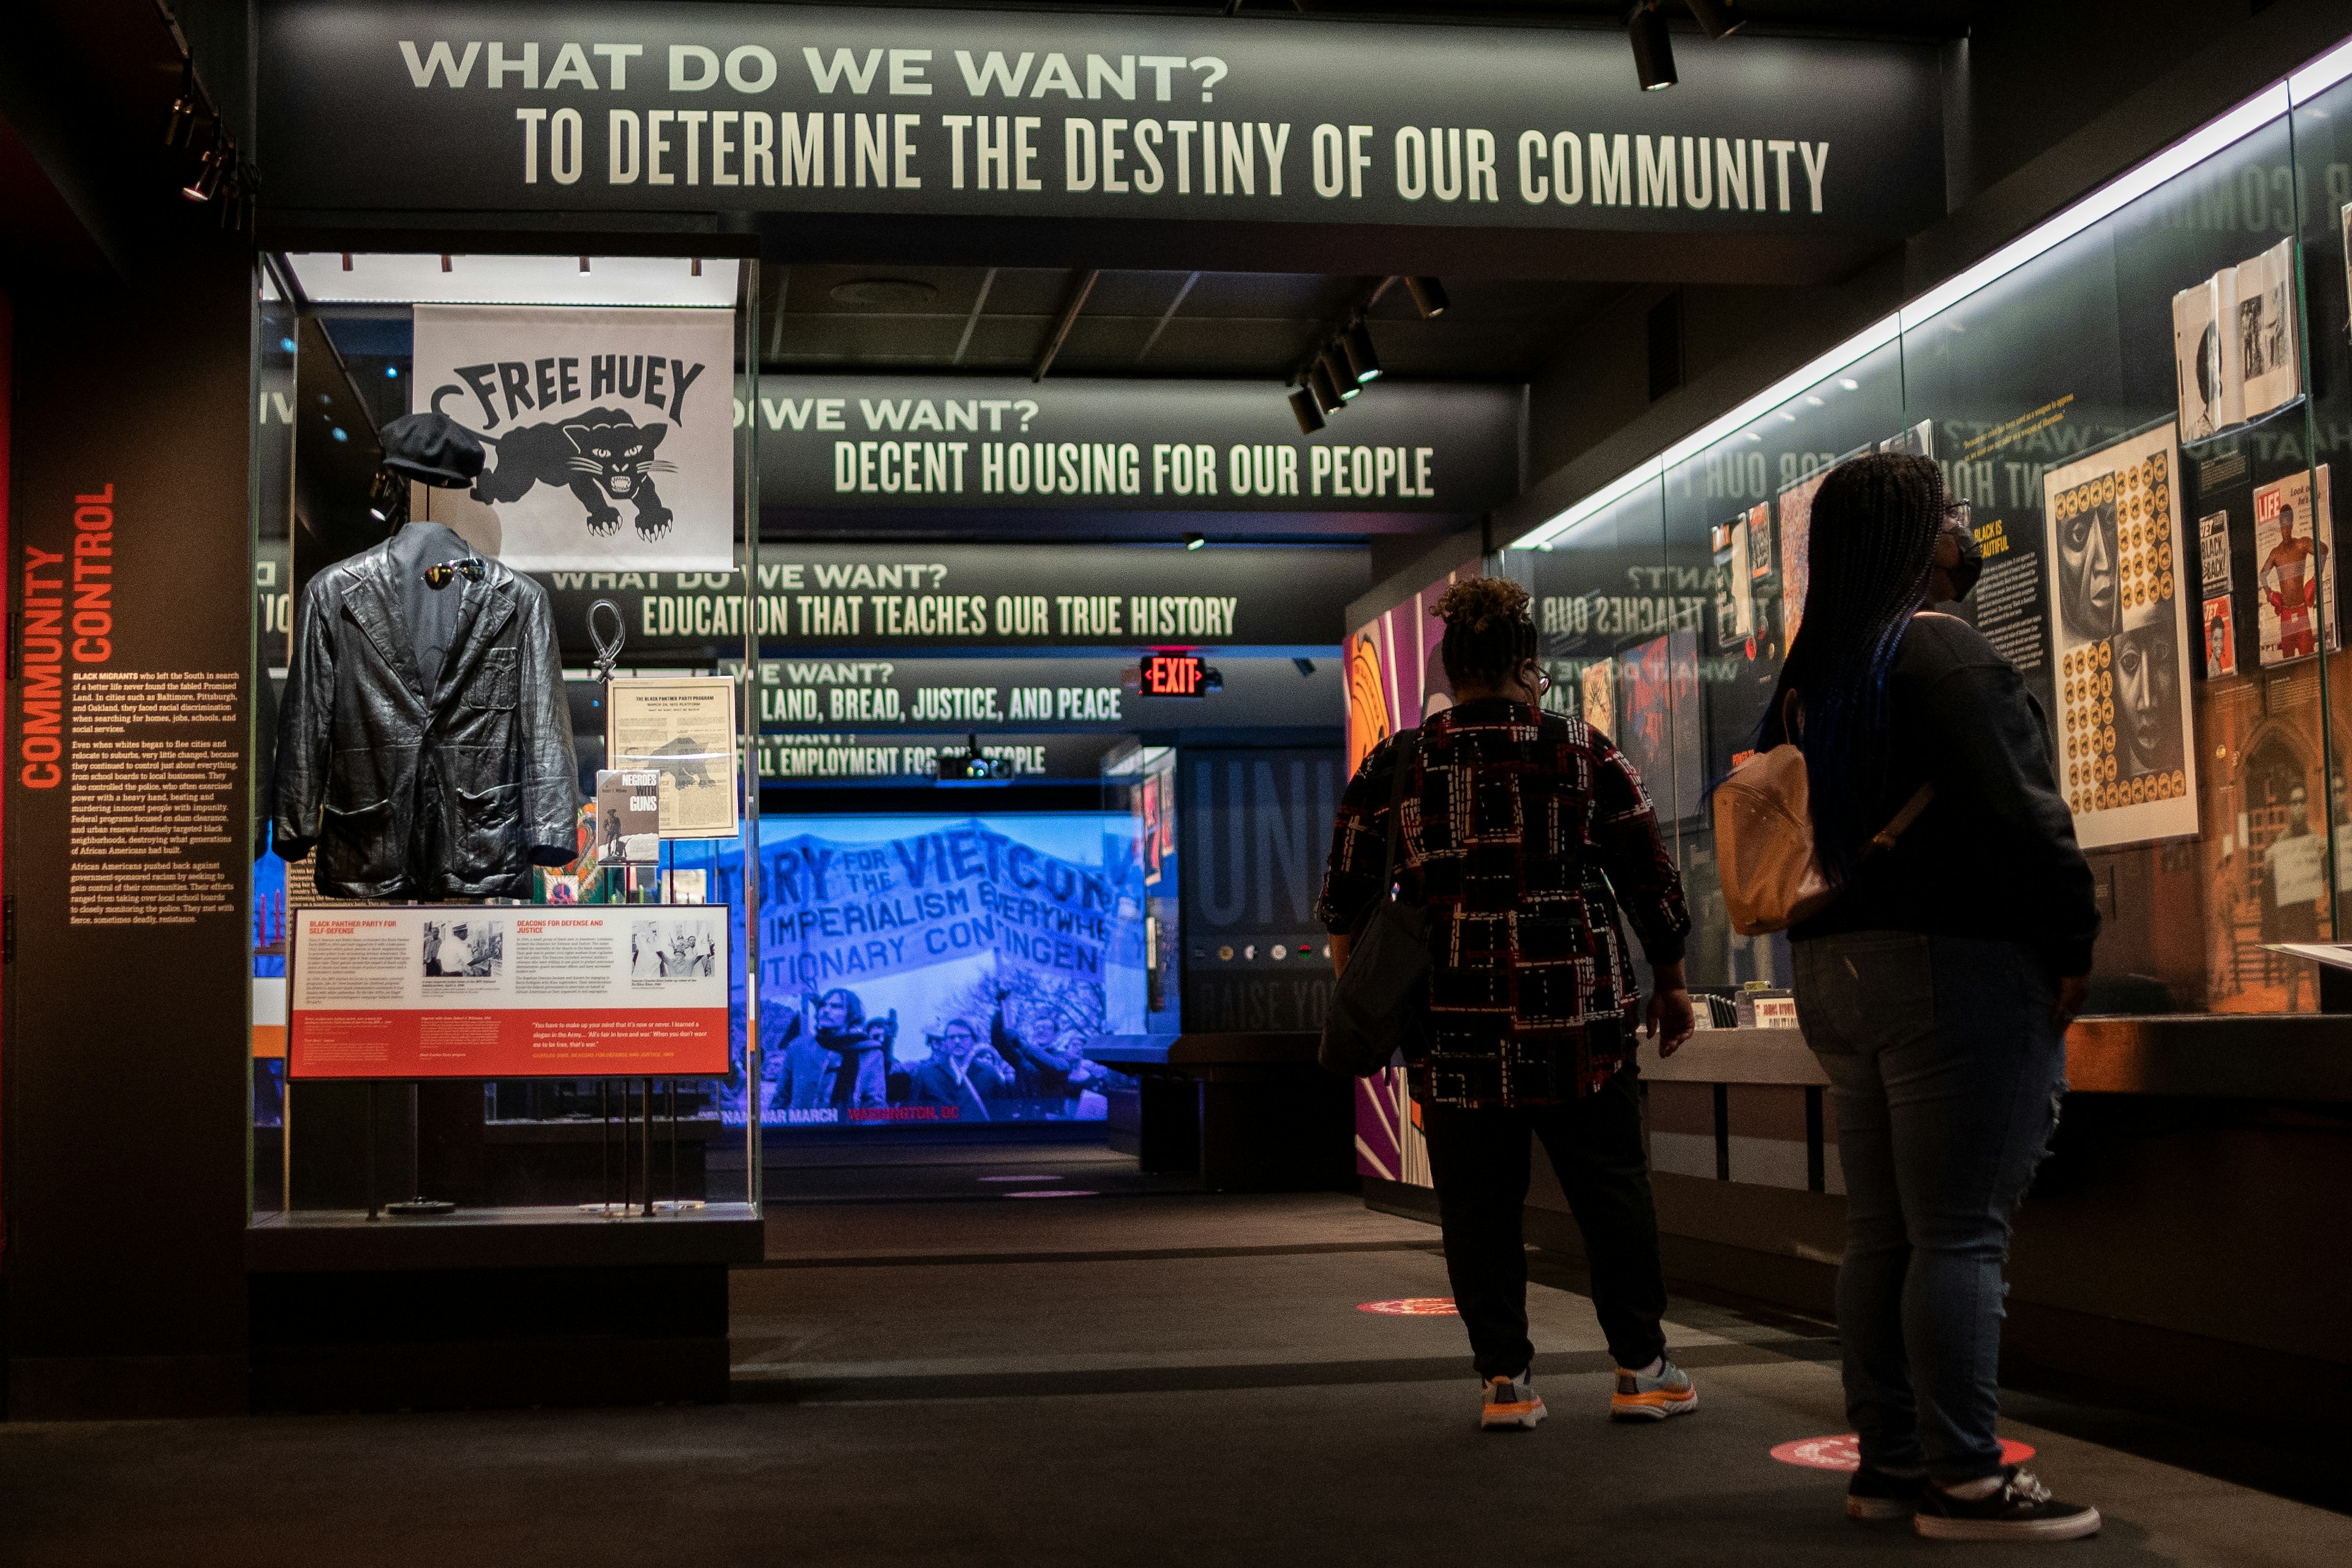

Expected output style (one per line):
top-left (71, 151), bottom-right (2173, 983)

top-left (163, 64), bottom-right (197, 147)
top-left (1288, 385), bottom-right (1327, 434)
top-left (181, 138), bottom-right (227, 202)
top-left (1404, 276), bottom-right (1449, 318)
top-left (1628, 4), bottom-right (1678, 92)
top-left (1308, 360), bottom-right (1346, 415)
top-left (1343, 323), bottom-right (1383, 383)
top-left (1183, 532), bottom-right (1206, 551)
top-left (1322, 350), bottom-right (1361, 401)
top-left (1684, 0), bottom-right (1745, 40)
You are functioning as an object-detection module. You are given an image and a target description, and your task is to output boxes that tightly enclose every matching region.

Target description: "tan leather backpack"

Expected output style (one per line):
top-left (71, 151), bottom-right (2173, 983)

top-left (1714, 694), bottom-right (1932, 936)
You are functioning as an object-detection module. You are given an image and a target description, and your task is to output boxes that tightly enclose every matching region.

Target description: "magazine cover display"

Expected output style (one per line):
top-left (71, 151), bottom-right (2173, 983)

top-left (2171, 239), bottom-right (2301, 440)
top-left (412, 304), bottom-right (736, 573)
top-left (2252, 466), bottom-right (2336, 666)
top-left (2040, 423), bottom-right (2198, 848)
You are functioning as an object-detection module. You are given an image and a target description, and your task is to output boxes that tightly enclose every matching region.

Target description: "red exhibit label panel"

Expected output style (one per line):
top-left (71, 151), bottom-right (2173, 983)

top-left (290, 906), bottom-right (729, 1079)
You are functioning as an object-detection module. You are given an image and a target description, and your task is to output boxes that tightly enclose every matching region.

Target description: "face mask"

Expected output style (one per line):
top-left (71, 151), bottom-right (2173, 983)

top-left (1943, 518), bottom-right (1984, 600)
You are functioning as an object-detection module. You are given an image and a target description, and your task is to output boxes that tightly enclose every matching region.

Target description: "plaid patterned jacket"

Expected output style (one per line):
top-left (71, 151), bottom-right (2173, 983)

top-left (1315, 699), bottom-right (1691, 1107)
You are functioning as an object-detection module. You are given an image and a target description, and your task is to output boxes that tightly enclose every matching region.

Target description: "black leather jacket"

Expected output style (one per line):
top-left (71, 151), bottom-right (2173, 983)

top-left (274, 530), bottom-right (578, 898)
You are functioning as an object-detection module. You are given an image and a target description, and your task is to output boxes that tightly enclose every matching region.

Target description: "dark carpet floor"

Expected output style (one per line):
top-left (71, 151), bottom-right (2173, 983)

top-left (3, 1144), bottom-right (2345, 1567)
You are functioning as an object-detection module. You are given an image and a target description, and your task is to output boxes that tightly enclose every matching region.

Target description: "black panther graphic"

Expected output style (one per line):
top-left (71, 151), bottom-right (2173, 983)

top-left (651, 736), bottom-right (717, 789)
top-left (473, 407), bottom-right (675, 539)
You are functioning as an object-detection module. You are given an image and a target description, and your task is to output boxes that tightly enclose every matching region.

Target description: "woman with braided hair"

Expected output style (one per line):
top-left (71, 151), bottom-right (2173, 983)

top-left (1766, 453), bottom-right (2101, 1540)
top-left (1317, 575), bottom-right (1698, 1433)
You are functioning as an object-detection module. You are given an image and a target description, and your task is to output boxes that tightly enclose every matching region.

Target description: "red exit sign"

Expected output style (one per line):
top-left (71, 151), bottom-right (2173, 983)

top-left (1140, 652), bottom-right (1211, 698)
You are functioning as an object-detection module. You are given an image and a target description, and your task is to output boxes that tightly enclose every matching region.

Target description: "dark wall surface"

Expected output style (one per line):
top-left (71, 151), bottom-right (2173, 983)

top-left (3, 246), bottom-right (255, 1418)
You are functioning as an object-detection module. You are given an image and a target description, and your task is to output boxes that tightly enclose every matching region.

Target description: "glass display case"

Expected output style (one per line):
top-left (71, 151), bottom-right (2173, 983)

top-left (249, 252), bottom-right (764, 1222)
top-left (1502, 93), bottom-right (2352, 1017)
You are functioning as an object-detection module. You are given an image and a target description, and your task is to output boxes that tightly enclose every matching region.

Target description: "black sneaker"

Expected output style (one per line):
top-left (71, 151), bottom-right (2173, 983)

top-left (1846, 1466), bottom-right (1928, 1520)
top-left (1913, 1466), bottom-right (2101, 1541)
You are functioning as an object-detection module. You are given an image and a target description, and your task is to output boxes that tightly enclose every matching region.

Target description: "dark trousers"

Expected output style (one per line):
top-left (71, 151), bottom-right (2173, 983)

top-left (1418, 1067), bottom-right (1670, 1381)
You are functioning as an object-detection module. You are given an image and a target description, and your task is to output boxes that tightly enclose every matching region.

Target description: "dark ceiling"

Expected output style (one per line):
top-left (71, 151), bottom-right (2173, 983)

top-left (761, 265), bottom-right (1623, 381)
top-left (805, 1), bottom-right (1972, 39)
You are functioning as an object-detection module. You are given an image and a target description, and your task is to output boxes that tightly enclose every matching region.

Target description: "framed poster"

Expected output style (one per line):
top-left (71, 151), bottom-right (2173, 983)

top-left (608, 676), bottom-right (742, 839)
top-left (413, 304), bottom-right (735, 572)
top-left (2041, 423), bottom-right (2197, 847)
top-left (2253, 466), bottom-right (2336, 666)
top-left (288, 905), bottom-right (729, 1079)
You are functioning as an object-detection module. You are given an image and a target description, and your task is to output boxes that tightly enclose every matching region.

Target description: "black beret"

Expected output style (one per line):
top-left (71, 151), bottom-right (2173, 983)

top-left (379, 410), bottom-right (485, 488)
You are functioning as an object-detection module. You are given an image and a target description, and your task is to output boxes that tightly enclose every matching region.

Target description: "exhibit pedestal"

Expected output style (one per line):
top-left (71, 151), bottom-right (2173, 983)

top-left (1091, 1033), bottom-right (1355, 1193)
top-left (246, 1205), bottom-right (761, 1412)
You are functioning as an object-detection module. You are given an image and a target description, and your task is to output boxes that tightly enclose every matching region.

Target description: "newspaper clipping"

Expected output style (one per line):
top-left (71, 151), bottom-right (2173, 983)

top-left (607, 676), bottom-right (741, 839)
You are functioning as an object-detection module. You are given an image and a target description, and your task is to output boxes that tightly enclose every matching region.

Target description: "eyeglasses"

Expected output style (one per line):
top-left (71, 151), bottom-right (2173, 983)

top-left (1945, 498), bottom-right (1973, 533)
top-left (1536, 669), bottom-right (1553, 695)
top-left (423, 557), bottom-right (486, 589)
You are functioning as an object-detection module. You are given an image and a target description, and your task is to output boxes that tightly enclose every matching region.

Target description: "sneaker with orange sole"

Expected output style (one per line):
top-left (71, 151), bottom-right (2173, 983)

top-left (1610, 1355), bottom-right (1698, 1421)
top-left (1480, 1371), bottom-right (1547, 1431)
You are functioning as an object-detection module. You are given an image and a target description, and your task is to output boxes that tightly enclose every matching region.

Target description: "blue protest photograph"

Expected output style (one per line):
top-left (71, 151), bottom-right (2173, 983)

top-left (742, 812), bottom-right (1148, 1128)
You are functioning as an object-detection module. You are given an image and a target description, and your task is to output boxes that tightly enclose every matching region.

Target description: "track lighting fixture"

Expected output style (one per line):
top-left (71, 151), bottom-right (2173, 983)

top-left (164, 64), bottom-right (197, 147)
top-left (1684, 0), bottom-right (1746, 40)
top-left (181, 137), bottom-right (227, 202)
top-left (1628, 4), bottom-right (1678, 92)
top-left (1317, 350), bottom-right (1358, 402)
top-left (1308, 360), bottom-right (1345, 415)
top-left (1287, 385), bottom-right (1327, 434)
top-left (1343, 323), bottom-right (1383, 384)
top-left (1404, 276), bottom-right (1449, 319)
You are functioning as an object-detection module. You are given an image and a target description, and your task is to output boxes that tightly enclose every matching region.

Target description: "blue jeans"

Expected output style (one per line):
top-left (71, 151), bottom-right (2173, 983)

top-left (1792, 931), bottom-right (2067, 1485)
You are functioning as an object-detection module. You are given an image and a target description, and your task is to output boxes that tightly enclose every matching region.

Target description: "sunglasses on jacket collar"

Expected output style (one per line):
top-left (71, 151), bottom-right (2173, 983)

top-left (423, 557), bottom-right (486, 589)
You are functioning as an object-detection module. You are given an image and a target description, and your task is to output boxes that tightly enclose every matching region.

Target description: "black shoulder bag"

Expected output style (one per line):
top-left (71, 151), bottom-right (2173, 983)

top-left (1317, 733), bottom-right (1430, 1078)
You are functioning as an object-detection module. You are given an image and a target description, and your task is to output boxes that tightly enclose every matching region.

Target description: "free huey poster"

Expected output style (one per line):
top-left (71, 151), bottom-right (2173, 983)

top-left (412, 304), bottom-right (734, 571)
top-left (2040, 423), bottom-right (2197, 848)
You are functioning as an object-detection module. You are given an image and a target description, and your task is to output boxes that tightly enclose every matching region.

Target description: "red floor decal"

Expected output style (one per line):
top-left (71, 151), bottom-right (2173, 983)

top-left (1770, 1435), bottom-right (2036, 1471)
top-left (1355, 1298), bottom-right (1458, 1316)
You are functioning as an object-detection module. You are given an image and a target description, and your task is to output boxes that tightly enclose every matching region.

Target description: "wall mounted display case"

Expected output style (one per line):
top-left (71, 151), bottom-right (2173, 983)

top-left (1498, 81), bottom-right (2352, 1020)
top-left (250, 252), bottom-right (764, 1229)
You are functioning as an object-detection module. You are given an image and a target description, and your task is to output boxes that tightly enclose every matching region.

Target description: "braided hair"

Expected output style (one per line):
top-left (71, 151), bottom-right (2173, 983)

top-left (1432, 577), bottom-right (1539, 688)
top-left (1766, 452), bottom-right (1945, 882)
